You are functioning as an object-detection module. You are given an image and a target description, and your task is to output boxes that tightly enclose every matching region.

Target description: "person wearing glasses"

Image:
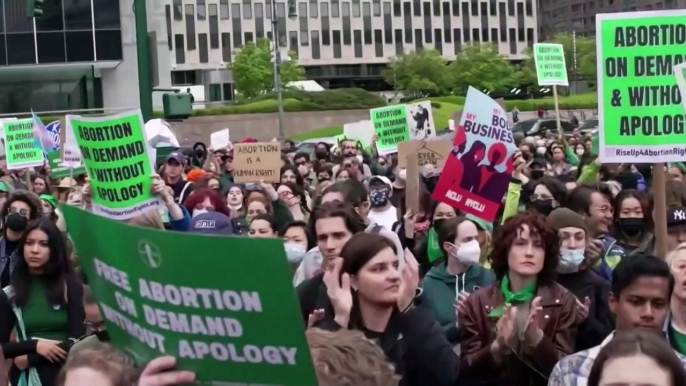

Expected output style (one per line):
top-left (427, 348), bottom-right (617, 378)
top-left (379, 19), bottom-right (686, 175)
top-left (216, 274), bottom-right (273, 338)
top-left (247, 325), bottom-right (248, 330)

top-left (565, 183), bottom-right (626, 280)
top-left (0, 192), bottom-right (43, 289)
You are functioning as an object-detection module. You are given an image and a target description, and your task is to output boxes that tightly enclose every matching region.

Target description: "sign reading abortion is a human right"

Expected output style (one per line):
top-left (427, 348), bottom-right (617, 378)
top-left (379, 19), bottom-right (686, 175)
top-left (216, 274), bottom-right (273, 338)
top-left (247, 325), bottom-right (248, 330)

top-left (597, 10), bottom-right (686, 163)
top-left (67, 111), bottom-right (161, 220)
top-left (61, 205), bottom-right (318, 386)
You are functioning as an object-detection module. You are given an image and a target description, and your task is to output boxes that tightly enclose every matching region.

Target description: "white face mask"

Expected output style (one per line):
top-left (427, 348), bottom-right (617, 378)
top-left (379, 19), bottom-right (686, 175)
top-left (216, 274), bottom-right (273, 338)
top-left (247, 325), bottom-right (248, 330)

top-left (192, 208), bottom-right (209, 218)
top-left (558, 248), bottom-right (585, 274)
top-left (576, 149), bottom-right (585, 156)
top-left (284, 242), bottom-right (307, 263)
top-left (536, 147), bottom-right (547, 155)
top-left (449, 240), bottom-right (481, 265)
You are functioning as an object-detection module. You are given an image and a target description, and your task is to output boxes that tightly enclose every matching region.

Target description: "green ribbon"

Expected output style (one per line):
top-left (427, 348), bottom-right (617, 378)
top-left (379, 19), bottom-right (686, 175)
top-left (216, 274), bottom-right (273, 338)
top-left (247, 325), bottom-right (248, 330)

top-left (488, 275), bottom-right (537, 317)
top-left (426, 228), bottom-right (442, 263)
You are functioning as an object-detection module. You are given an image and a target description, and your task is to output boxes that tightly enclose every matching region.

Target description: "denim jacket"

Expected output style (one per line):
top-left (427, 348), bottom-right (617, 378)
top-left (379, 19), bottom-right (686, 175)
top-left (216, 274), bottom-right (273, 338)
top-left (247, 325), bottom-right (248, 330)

top-left (0, 237), bottom-right (18, 285)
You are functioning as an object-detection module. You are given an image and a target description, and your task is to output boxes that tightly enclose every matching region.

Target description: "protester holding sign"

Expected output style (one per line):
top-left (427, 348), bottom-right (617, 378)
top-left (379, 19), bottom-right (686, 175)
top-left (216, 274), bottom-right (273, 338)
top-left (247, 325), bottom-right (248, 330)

top-left (0, 218), bottom-right (84, 386)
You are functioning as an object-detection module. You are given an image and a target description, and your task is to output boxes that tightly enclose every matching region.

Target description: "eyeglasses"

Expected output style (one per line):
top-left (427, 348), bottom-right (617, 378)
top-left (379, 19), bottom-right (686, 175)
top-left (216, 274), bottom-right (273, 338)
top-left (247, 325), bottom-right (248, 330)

top-left (9, 207), bottom-right (29, 217)
top-left (295, 160), bottom-right (307, 166)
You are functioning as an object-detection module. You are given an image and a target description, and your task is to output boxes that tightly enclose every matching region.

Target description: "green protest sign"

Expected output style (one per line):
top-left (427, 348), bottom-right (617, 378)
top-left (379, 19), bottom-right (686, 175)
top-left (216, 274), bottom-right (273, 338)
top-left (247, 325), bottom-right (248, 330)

top-left (533, 43), bottom-right (568, 86)
top-left (598, 10), bottom-right (686, 163)
top-left (370, 104), bottom-right (409, 155)
top-left (68, 111), bottom-right (160, 220)
top-left (61, 205), bottom-right (318, 386)
top-left (2, 118), bottom-right (44, 170)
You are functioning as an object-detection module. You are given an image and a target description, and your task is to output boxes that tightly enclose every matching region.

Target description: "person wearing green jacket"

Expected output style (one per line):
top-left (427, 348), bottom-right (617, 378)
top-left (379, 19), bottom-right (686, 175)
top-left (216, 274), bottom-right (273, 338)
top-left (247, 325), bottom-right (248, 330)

top-left (420, 216), bottom-right (495, 345)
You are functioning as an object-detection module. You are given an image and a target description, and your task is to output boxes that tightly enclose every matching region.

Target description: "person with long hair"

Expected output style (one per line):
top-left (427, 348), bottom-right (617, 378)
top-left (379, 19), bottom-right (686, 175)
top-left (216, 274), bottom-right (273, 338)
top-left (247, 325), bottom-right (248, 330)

top-left (588, 330), bottom-right (686, 386)
top-left (459, 210), bottom-right (578, 386)
top-left (277, 182), bottom-right (310, 222)
top-left (613, 189), bottom-right (654, 255)
top-left (314, 232), bottom-right (458, 386)
top-left (0, 191), bottom-right (43, 288)
top-left (0, 218), bottom-right (85, 386)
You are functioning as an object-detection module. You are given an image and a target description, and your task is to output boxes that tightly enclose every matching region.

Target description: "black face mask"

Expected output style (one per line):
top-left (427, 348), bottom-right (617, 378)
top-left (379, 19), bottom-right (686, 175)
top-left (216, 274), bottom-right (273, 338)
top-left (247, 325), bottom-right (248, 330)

top-left (432, 218), bottom-right (446, 232)
top-left (5, 213), bottom-right (27, 232)
top-left (95, 329), bottom-right (110, 342)
top-left (528, 200), bottom-right (555, 216)
top-left (423, 176), bottom-right (440, 193)
top-left (530, 170), bottom-right (545, 180)
top-left (195, 149), bottom-right (205, 157)
top-left (315, 151), bottom-right (329, 159)
top-left (617, 217), bottom-right (643, 237)
top-left (522, 153), bottom-right (532, 161)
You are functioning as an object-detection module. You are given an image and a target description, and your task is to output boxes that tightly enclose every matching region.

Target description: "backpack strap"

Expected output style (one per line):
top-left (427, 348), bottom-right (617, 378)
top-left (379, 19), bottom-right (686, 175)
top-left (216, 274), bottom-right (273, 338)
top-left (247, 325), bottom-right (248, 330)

top-left (177, 182), bottom-right (192, 203)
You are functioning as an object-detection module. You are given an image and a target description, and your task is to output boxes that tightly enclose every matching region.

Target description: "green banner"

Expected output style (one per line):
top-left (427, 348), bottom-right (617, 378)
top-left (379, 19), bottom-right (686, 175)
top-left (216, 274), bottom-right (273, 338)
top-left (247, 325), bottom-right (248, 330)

top-left (597, 11), bottom-right (686, 163)
top-left (370, 105), bottom-right (409, 155)
top-left (68, 111), bottom-right (160, 219)
top-left (533, 43), bottom-right (568, 86)
top-left (2, 118), bottom-right (44, 170)
top-left (61, 205), bottom-right (318, 386)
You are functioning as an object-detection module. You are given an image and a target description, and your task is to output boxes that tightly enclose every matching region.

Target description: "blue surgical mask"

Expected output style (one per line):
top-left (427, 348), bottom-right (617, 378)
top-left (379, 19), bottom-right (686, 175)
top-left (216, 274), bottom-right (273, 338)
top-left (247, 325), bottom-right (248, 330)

top-left (284, 242), bottom-right (307, 263)
top-left (558, 248), bottom-right (585, 274)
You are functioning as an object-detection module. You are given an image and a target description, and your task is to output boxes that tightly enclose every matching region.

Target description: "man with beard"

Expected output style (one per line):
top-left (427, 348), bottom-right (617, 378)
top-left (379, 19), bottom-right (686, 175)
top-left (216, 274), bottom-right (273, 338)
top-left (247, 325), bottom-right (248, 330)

top-left (332, 140), bottom-right (372, 180)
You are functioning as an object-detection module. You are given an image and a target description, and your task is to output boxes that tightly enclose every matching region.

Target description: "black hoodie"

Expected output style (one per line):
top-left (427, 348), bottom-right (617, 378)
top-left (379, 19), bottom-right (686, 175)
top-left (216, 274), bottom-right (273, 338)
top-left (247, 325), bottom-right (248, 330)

top-left (556, 269), bottom-right (615, 351)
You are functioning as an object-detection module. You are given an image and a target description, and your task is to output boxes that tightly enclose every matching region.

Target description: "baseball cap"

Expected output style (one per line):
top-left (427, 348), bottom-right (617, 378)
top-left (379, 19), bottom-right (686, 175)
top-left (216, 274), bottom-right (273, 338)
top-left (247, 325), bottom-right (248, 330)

top-left (529, 157), bottom-right (547, 168)
top-left (166, 151), bottom-right (186, 165)
top-left (189, 212), bottom-right (234, 235)
top-left (667, 207), bottom-right (686, 228)
top-left (369, 175), bottom-right (392, 189)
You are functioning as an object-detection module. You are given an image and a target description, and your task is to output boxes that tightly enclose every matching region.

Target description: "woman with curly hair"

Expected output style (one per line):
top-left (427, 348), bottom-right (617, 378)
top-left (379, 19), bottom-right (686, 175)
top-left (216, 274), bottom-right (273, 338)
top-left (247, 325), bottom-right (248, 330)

top-left (458, 210), bottom-right (578, 386)
top-left (183, 188), bottom-right (232, 218)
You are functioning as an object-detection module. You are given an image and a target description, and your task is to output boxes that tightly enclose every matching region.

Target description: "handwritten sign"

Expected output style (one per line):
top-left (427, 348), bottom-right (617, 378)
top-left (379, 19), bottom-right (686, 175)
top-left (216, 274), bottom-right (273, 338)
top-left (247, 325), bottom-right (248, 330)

top-left (233, 142), bottom-right (281, 183)
top-left (397, 140), bottom-right (451, 169)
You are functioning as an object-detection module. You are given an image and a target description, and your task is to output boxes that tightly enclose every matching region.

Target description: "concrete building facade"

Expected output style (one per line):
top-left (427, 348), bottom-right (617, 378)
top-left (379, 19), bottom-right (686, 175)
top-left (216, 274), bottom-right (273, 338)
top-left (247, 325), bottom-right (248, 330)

top-left (165, 0), bottom-right (538, 101)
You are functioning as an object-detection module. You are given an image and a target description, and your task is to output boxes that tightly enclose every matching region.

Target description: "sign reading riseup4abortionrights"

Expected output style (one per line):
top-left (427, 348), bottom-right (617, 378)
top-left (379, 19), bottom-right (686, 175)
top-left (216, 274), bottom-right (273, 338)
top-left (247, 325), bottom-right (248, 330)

top-left (67, 111), bottom-right (161, 220)
top-left (61, 205), bottom-right (318, 386)
top-left (597, 10), bottom-right (686, 163)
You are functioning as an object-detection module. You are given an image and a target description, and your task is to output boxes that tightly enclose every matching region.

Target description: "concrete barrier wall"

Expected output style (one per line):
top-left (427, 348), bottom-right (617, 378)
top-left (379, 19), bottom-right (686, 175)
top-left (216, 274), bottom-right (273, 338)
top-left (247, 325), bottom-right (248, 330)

top-left (169, 109), bottom-right (371, 144)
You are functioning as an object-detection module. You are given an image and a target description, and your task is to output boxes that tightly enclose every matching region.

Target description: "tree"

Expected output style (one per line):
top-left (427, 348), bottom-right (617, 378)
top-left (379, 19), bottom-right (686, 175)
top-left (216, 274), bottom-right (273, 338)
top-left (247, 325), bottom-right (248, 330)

top-left (449, 43), bottom-right (518, 95)
top-left (521, 32), bottom-right (596, 88)
top-left (228, 38), bottom-right (304, 98)
top-left (382, 49), bottom-right (450, 99)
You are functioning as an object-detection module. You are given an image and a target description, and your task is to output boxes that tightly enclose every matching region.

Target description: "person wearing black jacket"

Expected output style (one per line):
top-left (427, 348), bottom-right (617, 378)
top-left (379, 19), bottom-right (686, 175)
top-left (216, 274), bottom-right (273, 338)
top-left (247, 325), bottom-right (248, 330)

top-left (547, 208), bottom-right (615, 351)
top-left (0, 218), bottom-right (84, 386)
top-left (314, 232), bottom-right (458, 386)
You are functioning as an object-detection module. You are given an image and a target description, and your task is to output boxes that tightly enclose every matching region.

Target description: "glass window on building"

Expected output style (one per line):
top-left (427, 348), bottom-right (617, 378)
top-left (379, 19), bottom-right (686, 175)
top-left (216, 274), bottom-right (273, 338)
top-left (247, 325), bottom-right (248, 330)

top-left (198, 0), bottom-right (207, 20)
top-left (220, 0), bottom-right (230, 18)
top-left (209, 84), bottom-right (222, 102)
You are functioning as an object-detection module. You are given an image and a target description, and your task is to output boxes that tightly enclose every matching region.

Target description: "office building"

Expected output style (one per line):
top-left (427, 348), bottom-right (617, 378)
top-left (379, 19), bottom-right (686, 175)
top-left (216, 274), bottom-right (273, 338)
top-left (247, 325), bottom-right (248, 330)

top-left (166, 0), bottom-right (538, 101)
top-left (0, 0), bottom-right (173, 115)
top-left (538, 0), bottom-right (686, 40)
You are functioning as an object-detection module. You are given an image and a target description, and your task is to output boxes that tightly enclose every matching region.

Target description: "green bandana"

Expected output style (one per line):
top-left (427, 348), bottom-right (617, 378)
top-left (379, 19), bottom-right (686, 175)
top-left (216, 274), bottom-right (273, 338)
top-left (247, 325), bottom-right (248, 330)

top-left (488, 275), bottom-right (537, 317)
top-left (426, 228), bottom-right (442, 263)
top-left (671, 323), bottom-right (686, 356)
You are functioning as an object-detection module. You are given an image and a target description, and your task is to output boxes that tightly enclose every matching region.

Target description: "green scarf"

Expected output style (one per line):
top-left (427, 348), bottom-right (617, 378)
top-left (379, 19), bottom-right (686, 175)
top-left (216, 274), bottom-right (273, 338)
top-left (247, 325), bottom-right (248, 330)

top-left (671, 323), bottom-right (686, 356)
top-left (426, 228), bottom-right (442, 263)
top-left (488, 275), bottom-right (537, 317)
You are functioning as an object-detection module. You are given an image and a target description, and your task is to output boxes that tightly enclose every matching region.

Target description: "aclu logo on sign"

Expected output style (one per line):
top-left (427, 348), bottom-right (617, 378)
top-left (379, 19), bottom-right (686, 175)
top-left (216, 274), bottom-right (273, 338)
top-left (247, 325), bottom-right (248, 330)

top-left (195, 220), bottom-right (216, 228)
top-left (45, 121), bottom-right (61, 151)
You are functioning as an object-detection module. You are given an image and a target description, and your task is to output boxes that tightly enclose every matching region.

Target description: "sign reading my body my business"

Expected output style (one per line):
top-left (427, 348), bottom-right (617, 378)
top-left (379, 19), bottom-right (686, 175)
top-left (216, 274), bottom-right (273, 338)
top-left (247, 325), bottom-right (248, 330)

top-left (597, 10), bottom-right (686, 163)
top-left (61, 205), bottom-right (318, 386)
top-left (3, 118), bottom-right (44, 170)
top-left (67, 111), bottom-right (160, 220)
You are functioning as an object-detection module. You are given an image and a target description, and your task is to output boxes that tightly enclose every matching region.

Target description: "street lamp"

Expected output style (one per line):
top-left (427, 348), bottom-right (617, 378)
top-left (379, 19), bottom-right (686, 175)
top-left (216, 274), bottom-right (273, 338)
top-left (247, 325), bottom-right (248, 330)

top-left (270, 1), bottom-right (286, 139)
